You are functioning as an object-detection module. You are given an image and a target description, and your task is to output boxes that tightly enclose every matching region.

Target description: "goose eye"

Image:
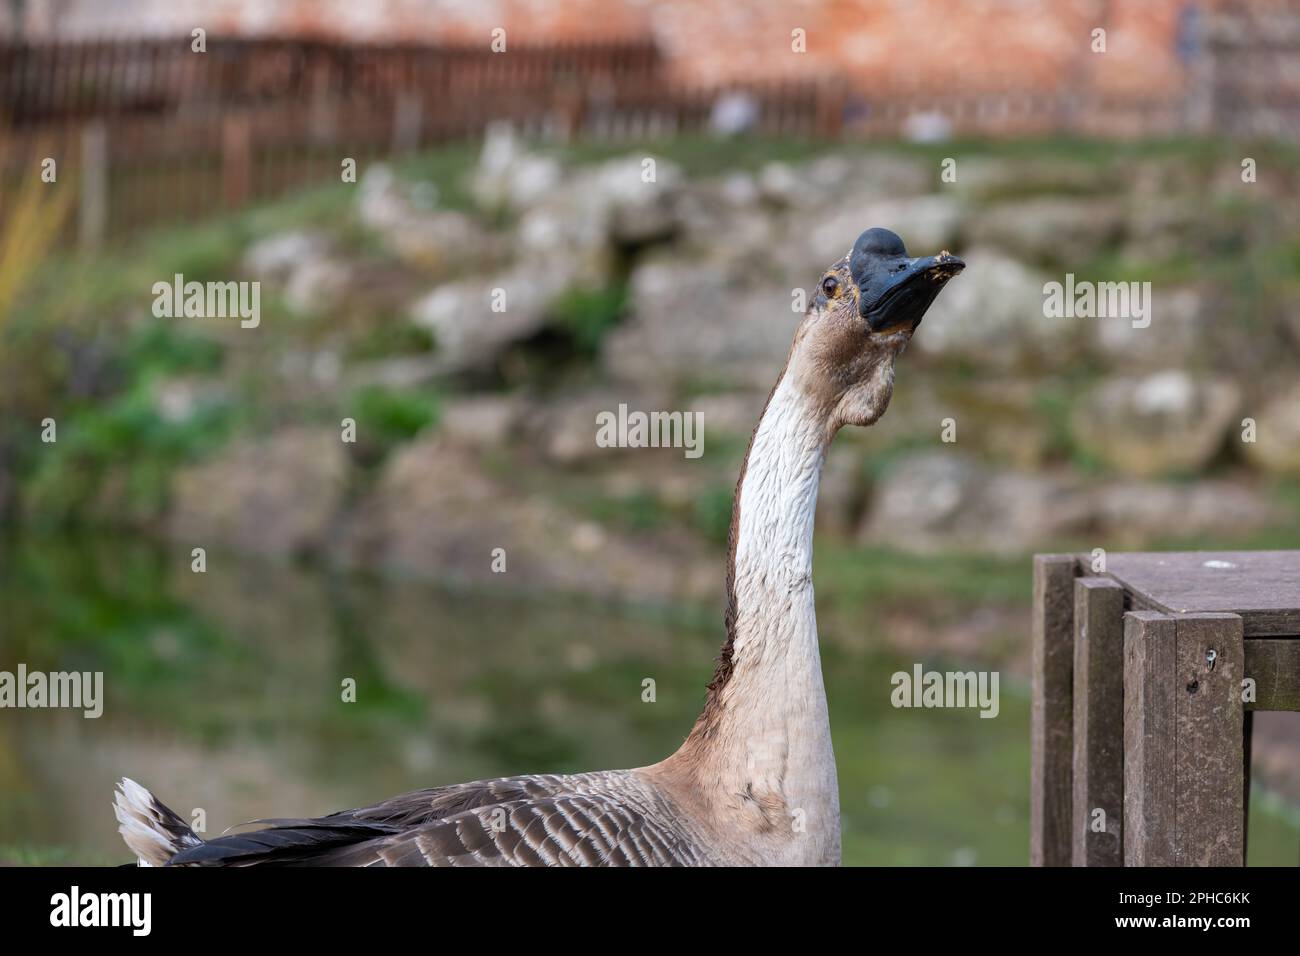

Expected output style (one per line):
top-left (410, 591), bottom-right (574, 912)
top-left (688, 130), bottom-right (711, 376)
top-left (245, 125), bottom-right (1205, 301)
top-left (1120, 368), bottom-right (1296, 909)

top-left (821, 276), bottom-right (839, 297)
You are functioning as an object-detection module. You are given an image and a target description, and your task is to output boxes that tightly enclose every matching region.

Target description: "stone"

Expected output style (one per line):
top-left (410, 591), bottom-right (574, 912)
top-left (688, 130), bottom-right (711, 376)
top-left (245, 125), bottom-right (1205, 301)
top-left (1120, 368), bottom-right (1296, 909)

top-left (359, 163), bottom-right (495, 272)
top-left (409, 263), bottom-right (575, 374)
top-left (860, 450), bottom-right (1278, 554)
top-left (1241, 383), bottom-right (1300, 475)
top-left (440, 395), bottom-right (523, 449)
top-left (168, 427), bottom-right (348, 558)
top-left (968, 197), bottom-right (1126, 266)
top-left (338, 437), bottom-right (713, 602)
top-left (242, 231), bottom-right (332, 283)
top-left (1089, 285), bottom-right (1204, 366)
top-left (1072, 371), bottom-right (1240, 477)
top-left (859, 451), bottom-right (1091, 555)
top-left (602, 256), bottom-right (796, 388)
top-left (471, 123), bottom-right (563, 213)
top-left (912, 247), bottom-right (1063, 367)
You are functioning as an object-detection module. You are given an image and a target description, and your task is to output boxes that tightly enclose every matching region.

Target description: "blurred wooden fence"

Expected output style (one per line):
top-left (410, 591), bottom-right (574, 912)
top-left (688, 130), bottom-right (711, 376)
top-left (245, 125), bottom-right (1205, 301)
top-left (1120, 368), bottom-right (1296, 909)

top-left (1, 15), bottom-right (1294, 246)
top-left (0, 36), bottom-right (839, 245)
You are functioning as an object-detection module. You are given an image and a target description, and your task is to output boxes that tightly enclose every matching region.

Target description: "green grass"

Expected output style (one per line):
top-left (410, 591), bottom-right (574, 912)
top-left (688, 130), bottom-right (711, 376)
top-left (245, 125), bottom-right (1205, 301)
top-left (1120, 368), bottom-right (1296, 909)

top-left (816, 544), bottom-right (1031, 610)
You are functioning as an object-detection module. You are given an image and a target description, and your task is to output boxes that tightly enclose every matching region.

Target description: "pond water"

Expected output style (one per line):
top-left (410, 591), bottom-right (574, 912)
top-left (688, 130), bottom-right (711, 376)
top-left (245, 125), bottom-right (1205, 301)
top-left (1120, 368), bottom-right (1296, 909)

top-left (1, 533), bottom-right (1295, 865)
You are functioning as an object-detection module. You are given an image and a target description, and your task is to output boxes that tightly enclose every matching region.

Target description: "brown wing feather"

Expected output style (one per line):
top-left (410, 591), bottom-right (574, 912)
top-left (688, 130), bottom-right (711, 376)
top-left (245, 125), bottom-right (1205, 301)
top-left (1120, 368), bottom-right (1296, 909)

top-left (167, 771), bottom-right (710, 867)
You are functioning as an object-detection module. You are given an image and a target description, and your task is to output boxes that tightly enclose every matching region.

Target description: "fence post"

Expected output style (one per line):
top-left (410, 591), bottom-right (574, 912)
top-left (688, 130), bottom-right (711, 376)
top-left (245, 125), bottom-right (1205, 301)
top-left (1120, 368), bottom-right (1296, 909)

top-left (221, 113), bottom-right (252, 209)
top-left (1124, 611), bottom-right (1245, 866)
top-left (392, 92), bottom-right (423, 154)
top-left (1071, 576), bottom-right (1125, 866)
top-left (1174, 613), bottom-right (1245, 865)
top-left (1030, 554), bottom-right (1077, 866)
top-left (78, 119), bottom-right (108, 249)
top-left (1123, 611), bottom-right (1178, 865)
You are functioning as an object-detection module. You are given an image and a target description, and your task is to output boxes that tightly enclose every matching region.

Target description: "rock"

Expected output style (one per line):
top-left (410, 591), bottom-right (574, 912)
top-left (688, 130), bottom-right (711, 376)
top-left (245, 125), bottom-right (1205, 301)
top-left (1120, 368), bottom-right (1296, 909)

top-left (1072, 372), bottom-right (1240, 477)
top-left (409, 263), bottom-right (574, 374)
top-left (675, 182), bottom-right (778, 275)
top-left (684, 391), bottom-right (764, 439)
top-left (471, 123), bottom-right (563, 213)
top-left (242, 231), bottom-right (331, 282)
top-left (513, 153), bottom-right (685, 282)
top-left (346, 355), bottom-right (441, 391)
top-left (1089, 285), bottom-right (1204, 367)
top-left (168, 428), bottom-right (348, 558)
top-left (817, 443), bottom-right (867, 537)
top-left (968, 197), bottom-right (1125, 266)
top-left (1241, 383), bottom-right (1300, 475)
top-left (529, 387), bottom-right (673, 464)
top-left (860, 450), bottom-right (1278, 554)
top-left (603, 256), bottom-right (796, 388)
top-left (283, 255), bottom-right (355, 315)
top-left (440, 395), bottom-right (523, 449)
top-left (359, 163), bottom-right (495, 272)
top-left (241, 230), bottom-right (355, 315)
top-left (912, 247), bottom-right (1064, 367)
top-left (860, 451), bottom-right (1092, 555)
top-left (337, 437), bottom-right (712, 601)
top-left (591, 154), bottom-right (685, 246)
top-left (1121, 198), bottom-right (1203, 263)
top-left (1091, 479), bottom-right (1277, 545)
top-left (757, 162), bottom-right (806, 207)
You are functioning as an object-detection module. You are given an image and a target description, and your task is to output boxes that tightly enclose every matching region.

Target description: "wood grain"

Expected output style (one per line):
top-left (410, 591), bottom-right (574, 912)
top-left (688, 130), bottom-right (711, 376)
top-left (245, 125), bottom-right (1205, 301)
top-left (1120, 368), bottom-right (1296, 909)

top-left (1175, 613), bottom-right (1244, 866)
top-left (1123, 611), bottom-right (1177, 866)
top-left (1088, 551), bottom-right (1300, 637)
top-left (1031, 554), bottom-right (1077, 867)
top-left (1243, 639), bottom-right (1300, 712)
top-left (1071, 576), bottom-right (1125, 867)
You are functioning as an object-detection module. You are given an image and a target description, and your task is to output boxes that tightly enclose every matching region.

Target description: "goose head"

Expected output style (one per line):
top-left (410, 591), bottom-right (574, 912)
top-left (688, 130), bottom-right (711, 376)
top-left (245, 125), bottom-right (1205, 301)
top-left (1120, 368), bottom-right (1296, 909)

top-left (790, 227), bottom-right (964, 432)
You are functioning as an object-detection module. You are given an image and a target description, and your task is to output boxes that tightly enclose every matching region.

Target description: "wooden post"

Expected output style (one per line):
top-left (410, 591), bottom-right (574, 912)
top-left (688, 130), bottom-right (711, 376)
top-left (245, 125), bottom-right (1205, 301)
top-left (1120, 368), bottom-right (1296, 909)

top-left (1175, 613), bottom-right (1244, 866)
top-left (391, 92), bottom-right (424, 154)
top-left (1124, 611), bottom-right (1245, 866)
top-left (1030, 554), bottom-right (1076, 866)
top-left (78, 119), bottom-right (108, 249)
top-left (1123, 611), bottom-right (1177, 866)
top-left (1071, 577), bottom-right (1125, 866)
top-left (221, 114), bottom-right (252, 210)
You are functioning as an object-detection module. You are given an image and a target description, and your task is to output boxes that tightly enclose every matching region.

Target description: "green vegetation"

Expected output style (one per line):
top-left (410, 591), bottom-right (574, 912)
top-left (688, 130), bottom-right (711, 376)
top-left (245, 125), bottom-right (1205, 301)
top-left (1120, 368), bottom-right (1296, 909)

top-left (550, 281), bottom-right (630, 355)
top-left (350, 385), bottom-right (441, 447)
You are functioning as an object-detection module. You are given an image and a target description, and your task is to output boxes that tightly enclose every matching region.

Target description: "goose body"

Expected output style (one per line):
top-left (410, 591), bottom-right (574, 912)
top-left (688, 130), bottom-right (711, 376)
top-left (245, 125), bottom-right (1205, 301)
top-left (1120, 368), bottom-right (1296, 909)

top-left (114, 228), bottom-right (963, 867)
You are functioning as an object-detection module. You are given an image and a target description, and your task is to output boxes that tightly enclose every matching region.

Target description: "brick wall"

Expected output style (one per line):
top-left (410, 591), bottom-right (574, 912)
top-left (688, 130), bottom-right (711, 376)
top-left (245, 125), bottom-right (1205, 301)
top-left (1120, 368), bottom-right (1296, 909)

top-left (6, 0), bottom-right (1297, 127)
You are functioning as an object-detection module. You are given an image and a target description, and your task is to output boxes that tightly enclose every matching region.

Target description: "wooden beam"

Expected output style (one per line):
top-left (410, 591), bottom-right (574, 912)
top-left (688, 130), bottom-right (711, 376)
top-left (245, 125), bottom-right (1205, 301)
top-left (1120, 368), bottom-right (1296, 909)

top-left (1243, 639), bottom-right (1300, 711)
top-left (1124, 611), bottom-right (1178, 866)
top-left (1174, 613), bottom-right (1244, 866)
top-left (1071, 576), bottom-right (1125, 866)
top-left (1031, 554), bottom-right (1077, 867)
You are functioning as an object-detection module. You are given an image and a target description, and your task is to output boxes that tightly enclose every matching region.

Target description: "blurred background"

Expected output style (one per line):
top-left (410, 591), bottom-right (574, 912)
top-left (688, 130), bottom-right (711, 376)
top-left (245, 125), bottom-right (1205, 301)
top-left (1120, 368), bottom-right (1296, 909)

top-left (1, 0), bottom-right (1299, 865)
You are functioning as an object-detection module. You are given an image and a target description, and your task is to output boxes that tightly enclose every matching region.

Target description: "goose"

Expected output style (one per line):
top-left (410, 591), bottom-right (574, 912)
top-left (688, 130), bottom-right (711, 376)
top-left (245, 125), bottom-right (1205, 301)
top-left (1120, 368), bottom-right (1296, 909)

top-left (114, 227), bottom-right (964, 867)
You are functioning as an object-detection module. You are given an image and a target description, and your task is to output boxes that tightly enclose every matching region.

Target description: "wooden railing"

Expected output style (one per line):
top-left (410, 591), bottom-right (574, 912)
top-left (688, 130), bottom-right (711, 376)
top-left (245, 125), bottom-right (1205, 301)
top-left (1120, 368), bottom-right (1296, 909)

top-left (1031, 551), bottom-right (1300, 867)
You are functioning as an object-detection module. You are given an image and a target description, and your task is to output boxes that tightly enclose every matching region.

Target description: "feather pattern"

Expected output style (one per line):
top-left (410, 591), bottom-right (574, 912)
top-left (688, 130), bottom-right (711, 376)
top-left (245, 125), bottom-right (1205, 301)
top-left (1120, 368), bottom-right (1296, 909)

top-left (163, 771), bottom-right (714, 867)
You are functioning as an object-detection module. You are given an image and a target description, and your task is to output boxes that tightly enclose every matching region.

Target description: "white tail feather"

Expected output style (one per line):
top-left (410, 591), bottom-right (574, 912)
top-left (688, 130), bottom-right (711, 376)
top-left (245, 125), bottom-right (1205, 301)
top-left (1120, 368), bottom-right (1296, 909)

top-left (113, 777), bottom-right (201, 866)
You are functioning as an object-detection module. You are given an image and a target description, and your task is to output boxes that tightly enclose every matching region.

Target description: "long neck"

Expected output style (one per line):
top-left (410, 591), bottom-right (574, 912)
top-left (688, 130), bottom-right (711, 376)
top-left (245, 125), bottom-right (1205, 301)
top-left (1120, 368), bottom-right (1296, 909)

top-left (676, 371), bottom-right (840, 862)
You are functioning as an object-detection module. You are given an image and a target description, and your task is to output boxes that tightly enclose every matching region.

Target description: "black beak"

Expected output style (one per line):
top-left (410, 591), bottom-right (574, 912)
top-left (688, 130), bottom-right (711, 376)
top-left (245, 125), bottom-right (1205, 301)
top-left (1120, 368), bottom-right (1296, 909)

top-left (858, 252), bottom-right (965, 333)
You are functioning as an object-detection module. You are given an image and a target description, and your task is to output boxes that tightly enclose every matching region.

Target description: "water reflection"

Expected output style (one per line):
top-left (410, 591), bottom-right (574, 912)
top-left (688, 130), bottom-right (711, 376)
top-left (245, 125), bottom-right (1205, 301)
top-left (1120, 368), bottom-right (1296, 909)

top-left (1, 533), bottom-right (1293, 865)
